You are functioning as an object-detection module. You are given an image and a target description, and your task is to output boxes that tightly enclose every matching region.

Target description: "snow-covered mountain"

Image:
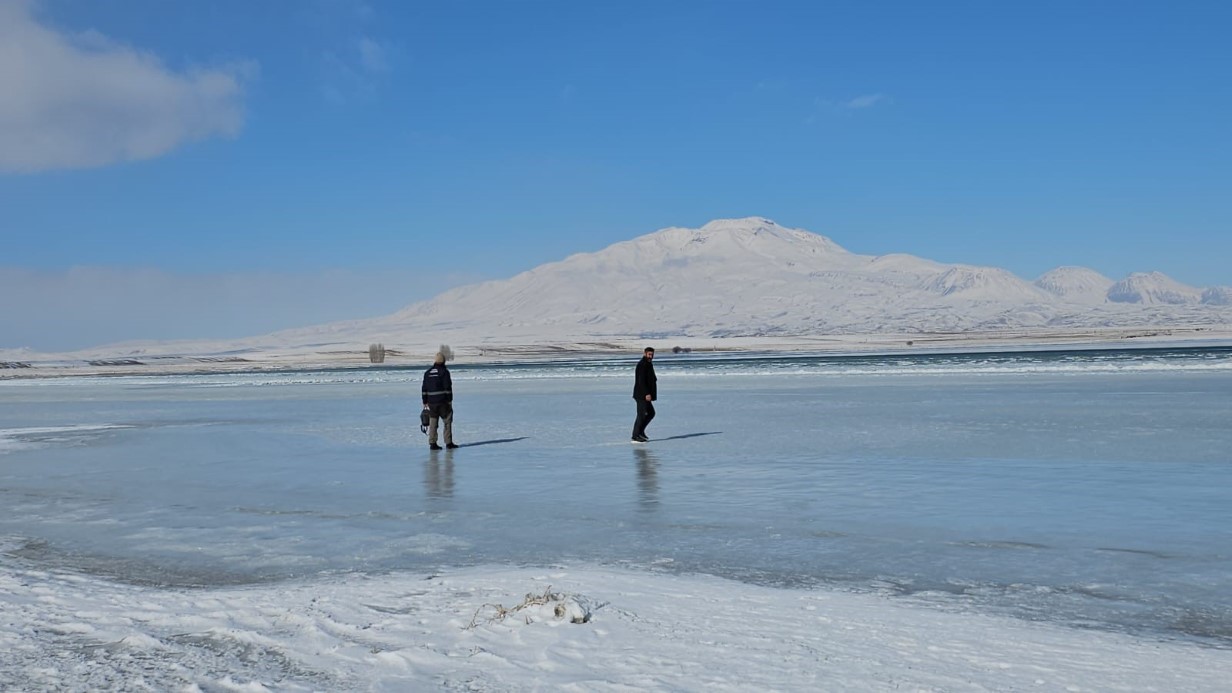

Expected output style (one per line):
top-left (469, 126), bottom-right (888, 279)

top-left (1201, 286), bottom-right (1232, 306)
top-left (924, 266), bottom-right (1051, 302)
top-left (260, 217), bottom-right (1226, 351)
top-left (1107, 272), bottom-right (1204, 305)
top-left (1034, 266), bottom-right (1115, 304)
top-left (17, 217), bottom-right (1230, 361)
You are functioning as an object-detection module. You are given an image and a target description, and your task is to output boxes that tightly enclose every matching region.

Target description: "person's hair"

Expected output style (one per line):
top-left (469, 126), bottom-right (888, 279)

top-left (643, 347), bottom-right (655, 353)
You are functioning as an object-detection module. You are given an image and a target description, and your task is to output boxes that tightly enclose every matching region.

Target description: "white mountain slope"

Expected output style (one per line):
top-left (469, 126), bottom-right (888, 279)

top-left (370, 218), bottom-right (1032, 341)
top-left (387, 218), bottom-right (871, 336)
top-left (1107, 272), bottom-right (1203, 305)
top-left (1034, 266), bottom-right (1115, 304)
top-left (1202, 286), bottom-right (1232, 306)
top-left (924, 266), bottom-right (1052, 302)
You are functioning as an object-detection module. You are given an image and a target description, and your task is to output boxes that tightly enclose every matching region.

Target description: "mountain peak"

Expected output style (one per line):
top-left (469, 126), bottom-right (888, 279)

top-left (660, 217), bottom-right (848, 257)
top-left (698, 217), bottom-right (781, 234)
top-left (1034, 266), bottom-right (1114, 304)
top-left (925, 266), bottom-right (1047, 302)
top-left (1107, 272), bottom-right (1201, 305)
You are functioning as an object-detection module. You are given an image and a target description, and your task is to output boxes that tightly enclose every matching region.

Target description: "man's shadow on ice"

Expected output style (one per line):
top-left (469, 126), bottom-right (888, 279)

top-left (649, 432), bottom-right (722, 442)
top-left (455, 437), bottom-right (529, 448)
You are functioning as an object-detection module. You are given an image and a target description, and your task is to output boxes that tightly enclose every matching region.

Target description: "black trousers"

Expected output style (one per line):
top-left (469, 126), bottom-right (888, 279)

top-left (632, 399), bottom-right (655, 438)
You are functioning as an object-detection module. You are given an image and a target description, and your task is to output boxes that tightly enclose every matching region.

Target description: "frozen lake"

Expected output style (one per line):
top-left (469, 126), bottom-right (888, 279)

top-left (4, 346), bottom-right (1231, 639)
top-left (2, 346), bottom-right (1231, 688)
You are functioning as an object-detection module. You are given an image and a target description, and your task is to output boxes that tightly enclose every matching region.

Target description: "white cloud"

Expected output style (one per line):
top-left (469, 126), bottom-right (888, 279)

top-left (842, 93), bottom-right (888, 110)
top-left (0, 0), bottom-right (251, 173)
top-left (358, 37), bottom-right (390, 73)
top-left (0, 266), bottom-right (480, 353)
top-left (322, 35), bottom-right (395, 103)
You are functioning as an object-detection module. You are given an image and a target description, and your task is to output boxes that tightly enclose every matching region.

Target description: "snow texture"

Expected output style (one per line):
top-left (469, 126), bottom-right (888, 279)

top-left (2, 562), bottom-right (1228, 692)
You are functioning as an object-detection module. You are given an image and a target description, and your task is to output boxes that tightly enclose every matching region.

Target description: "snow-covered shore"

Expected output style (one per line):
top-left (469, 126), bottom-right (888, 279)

top-left (4, 326), bottom-right (1231, 380)
top-left (2, 561), bottom-right (1227, 692)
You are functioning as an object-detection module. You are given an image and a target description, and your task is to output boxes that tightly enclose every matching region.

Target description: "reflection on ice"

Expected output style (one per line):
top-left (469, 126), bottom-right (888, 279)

top-left (423, 455), bottom-right (454, 499)
top-left (633, 447), bottom-right (659, 512)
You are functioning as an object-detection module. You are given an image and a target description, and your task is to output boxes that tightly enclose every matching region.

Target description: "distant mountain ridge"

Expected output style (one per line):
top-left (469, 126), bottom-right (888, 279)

top-left (14, 217), bottom-right (1231, 359)
top-left (328, 216), bottom-right (1229, 346)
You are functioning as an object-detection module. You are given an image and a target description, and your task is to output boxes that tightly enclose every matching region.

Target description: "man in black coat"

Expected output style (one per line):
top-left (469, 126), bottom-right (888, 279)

top-left (421, 351), bottom-right (457, 450)
top-left (631, 347), bottom-right (657, 443)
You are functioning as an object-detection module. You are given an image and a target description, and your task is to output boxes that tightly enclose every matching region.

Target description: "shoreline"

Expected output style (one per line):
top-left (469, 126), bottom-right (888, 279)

top-left (3, 326), bottom-right (1232, 380)
top-left (2, 323), bottom-right (1232, 377)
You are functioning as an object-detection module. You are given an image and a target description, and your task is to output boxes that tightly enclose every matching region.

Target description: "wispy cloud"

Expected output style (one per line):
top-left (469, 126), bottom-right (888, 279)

top-left (0, 0), bottom-right (252, 173)
top-left (322, 35), bottom-right (396, 104)
top-left (805, 93), bottom-right (892, 124)
top-left (842, 93), bottom-right (888, 110)
top-left (358, 37), bottom-right (391, 73)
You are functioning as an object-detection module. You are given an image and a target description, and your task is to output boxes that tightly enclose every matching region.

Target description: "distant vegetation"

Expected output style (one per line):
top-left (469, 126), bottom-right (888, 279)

top-left (369, 343), bottom-right (386, 363)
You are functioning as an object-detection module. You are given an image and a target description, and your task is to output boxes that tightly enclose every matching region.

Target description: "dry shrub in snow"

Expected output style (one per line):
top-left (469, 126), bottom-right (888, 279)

top-left (465, 586), bottom-right (592, 629)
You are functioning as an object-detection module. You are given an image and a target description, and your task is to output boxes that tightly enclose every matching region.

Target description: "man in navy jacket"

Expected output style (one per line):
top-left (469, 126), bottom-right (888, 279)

top-left (422, 351), bottom-right (456, 450)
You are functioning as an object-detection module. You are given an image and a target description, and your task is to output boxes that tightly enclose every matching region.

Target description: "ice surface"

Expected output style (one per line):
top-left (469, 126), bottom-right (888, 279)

top-left (2, 347), bottom-right (1231, 688)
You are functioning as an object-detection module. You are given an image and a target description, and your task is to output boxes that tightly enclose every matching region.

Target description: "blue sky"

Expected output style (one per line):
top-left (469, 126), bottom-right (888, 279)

top-left (2, 0), bottom-right (1230, 351)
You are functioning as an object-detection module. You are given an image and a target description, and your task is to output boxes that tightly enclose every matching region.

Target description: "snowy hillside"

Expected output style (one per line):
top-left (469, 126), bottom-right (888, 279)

top-left (1034, 266), bottom-right (1115, 303)
top-left (1107, 272), bottom-right (1204, 305)
top-left (373, 217), bottom-right (1041, 341)
top-left (924, 266), bottom-right (1050, 302)
top-left (1201, 286), bottom-right (1232, 306)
